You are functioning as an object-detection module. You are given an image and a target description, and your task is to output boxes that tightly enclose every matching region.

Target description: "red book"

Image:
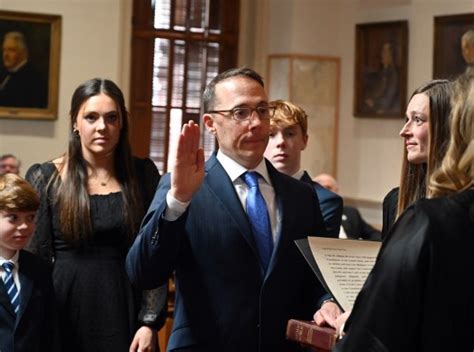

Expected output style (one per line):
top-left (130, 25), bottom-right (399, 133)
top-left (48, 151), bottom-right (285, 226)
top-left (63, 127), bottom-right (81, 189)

top-left (286, 319), bottom-right (338, 351)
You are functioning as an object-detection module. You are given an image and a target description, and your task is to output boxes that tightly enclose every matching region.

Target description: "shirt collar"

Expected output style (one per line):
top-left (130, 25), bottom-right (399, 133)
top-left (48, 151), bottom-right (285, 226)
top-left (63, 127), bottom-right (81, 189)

top-left (292, 169), bottom-right (304, 180)
top-left (0, 250), bottom-right (19, 266)
top-left (216, 150), bottom-right (272, 185)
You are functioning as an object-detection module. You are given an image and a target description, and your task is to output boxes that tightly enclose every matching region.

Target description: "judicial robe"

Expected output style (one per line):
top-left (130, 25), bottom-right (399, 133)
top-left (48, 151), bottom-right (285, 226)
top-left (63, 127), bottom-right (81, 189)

top-left (334, 188), bottom-right (474, 352)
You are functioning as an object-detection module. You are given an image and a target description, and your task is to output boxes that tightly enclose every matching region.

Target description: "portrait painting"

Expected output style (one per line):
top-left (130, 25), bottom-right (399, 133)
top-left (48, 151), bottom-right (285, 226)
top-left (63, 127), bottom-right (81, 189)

top-left (433, 13), bottom-right (474, 80)
top-left (354, 21), bottom-right (408, 118)
top-left (0, 10), bottom-right (61, 120)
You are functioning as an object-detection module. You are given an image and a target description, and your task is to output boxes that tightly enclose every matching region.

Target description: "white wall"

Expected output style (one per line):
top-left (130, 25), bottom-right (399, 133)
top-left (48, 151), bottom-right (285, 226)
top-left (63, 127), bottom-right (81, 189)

top-left (0, 0), bottom-right (131, 176)
top-left (2, 0), bottom-right (474, 223)
top-left (254, 0), bottom-right (474, 205)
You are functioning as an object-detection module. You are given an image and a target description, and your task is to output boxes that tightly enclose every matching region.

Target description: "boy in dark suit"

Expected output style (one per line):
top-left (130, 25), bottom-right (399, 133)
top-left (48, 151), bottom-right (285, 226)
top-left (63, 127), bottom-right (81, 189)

top-left (263, 99), bottom-right (343, 237)
top-left (0, 173), bottom-right (57, 352)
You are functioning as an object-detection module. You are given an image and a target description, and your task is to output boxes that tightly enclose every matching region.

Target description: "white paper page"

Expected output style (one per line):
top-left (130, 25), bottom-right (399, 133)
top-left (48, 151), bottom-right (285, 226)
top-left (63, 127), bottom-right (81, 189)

top-left (308, 237), bottom-right (381, 312)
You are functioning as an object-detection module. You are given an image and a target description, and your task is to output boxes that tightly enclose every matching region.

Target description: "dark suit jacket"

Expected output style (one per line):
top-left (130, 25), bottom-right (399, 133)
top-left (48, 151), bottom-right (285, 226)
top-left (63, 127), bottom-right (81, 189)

top-left (334, 189), bottom-right (474, 351)
top-left (126, 155), bottom-right (331, 352)
top-left (300, 171), bottom-right (343, 237)
top-left (0, 250), bottom-right (57, 352)
top-left (342, 206), bottom-right (381, 241)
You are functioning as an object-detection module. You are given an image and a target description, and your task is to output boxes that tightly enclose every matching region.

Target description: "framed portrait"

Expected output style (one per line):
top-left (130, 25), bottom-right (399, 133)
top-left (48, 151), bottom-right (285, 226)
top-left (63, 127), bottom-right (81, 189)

top-left (433, 13), bottom-right (474, 80)
top-left (354, 21), bottom-right (408, 118)
top-left (0, 10), bottom-right (61, 120)
top-left (268, 54), bottom-right (340, 177)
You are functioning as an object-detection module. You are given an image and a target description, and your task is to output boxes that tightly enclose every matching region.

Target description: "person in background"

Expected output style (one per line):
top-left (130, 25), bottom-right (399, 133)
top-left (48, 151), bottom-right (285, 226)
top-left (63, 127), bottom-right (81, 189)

top-left (0, 173), bottom-right (58, 351)
top-left (263, 99), bottom-right (343, 238)
top-left (0, 154), bottom-right (21, 175)
top-left (0, 31), bottom-right (47, 108)
top-left (313, 173), bottom-right (381, 241)
top-left (26, 78), bottom-right (166, 351)
top-left (126, 67), bottom-right (331, 351)
top-left (381, 79), bottom-right (452, 239)
top-left (333, 72), bottom-right (474, 352)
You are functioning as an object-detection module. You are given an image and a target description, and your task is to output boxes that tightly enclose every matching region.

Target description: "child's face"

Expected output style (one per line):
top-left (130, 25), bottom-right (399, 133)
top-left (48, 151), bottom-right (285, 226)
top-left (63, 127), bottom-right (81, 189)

top-left (0, 210), bottom-right (36, 259)
top-left (264, 124), bottom-right (308, 176)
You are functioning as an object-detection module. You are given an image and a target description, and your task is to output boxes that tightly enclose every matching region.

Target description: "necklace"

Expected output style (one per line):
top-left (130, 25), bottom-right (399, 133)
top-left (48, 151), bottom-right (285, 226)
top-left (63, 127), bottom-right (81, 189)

top-left (89, 170), bottom-right (112, 187)
top-left (99, 173), bottom-right (112, 186)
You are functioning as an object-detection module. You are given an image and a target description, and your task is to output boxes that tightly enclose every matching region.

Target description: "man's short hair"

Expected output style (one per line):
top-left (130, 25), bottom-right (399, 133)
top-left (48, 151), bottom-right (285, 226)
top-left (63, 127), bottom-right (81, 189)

top-left (202, 67), bottom-right (264, 112)
top-left (0, 173), bottom-right (39, 212)
top-left (0, 154), bottom-right (21, 167)
top-left (270, 100), bottom-right (308, 136)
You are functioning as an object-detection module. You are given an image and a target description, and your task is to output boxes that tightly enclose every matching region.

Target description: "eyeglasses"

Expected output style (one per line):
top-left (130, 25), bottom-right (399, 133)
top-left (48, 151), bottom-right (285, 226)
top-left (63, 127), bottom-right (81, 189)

top-left (207, 106), bottom-right (276, 122)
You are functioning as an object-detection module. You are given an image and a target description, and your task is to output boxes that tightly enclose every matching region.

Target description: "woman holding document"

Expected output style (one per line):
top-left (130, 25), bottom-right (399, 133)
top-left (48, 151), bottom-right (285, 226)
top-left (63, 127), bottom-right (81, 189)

top-left (334, 74), bottom-right (474, 351)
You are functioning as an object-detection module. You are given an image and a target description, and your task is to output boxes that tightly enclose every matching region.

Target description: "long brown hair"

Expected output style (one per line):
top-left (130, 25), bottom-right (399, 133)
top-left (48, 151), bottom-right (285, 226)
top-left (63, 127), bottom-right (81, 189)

top-left (55, 78), bottom-right (143, 243)
top-left (397, 79), bottom-right (452, 217)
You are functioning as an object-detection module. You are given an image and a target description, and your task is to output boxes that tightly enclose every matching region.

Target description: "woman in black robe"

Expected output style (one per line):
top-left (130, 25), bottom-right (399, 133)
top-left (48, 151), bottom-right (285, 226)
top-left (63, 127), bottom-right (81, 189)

top-left (381, 80), bottom-right (452, 239)
top-left (334, 74), bottom-right (474, 352)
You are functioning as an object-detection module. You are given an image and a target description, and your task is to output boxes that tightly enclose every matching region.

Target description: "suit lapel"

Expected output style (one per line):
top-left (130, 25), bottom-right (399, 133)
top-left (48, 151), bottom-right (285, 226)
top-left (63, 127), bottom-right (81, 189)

top-left (264, 161), bottom-right (294, 277)
top-left (16, 252), bottom-right (33, 327)
top-left (300, 171), bottom-right (312, 184)
top-left (204, 156), bottom-right (260, 259)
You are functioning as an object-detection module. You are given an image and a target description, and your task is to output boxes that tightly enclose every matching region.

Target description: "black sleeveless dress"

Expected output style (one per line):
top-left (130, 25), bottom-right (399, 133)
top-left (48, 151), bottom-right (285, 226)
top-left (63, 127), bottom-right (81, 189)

top-left (26, 159), bottom-right (162, 351)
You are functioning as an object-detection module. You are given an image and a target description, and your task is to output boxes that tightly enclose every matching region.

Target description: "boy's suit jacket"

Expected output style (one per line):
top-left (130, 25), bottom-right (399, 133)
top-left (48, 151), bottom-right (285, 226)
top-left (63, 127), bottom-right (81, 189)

top-left (126, 155), bottom-right (332, 351)
top-left (300, 171), bottom-right (343, 237)
top-left (0, 250), bottom-right (57, 352)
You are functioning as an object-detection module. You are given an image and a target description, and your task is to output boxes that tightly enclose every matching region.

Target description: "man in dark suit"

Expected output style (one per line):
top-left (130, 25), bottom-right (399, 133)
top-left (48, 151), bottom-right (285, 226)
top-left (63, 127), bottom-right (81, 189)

top-left (126, 68), bottom-right (332, 351)
top-left (0, 173), bottom-right (57, 351)
top-left (0, 31), bottom-right (47, 108)
top-left (263, 100), bottom-right (343, 238)
top-left (313, 173), bottom-right (381, 241)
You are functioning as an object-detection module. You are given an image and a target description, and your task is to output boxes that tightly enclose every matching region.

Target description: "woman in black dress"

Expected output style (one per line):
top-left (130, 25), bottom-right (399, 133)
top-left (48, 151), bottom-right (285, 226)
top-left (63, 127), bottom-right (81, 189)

top-left (381, 79), bottom-right (452, 239)
top-left (26, 78), bottom-right (166, 351)
top-left (334, 74), bottom-right (474, 352)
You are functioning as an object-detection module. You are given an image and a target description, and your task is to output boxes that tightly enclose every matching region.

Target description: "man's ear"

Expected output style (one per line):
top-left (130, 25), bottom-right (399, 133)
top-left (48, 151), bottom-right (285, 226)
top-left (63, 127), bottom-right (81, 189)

top-left (203, 114), bottom-right (216, 135)
top-left (301, 134), bottom-right (309, 150)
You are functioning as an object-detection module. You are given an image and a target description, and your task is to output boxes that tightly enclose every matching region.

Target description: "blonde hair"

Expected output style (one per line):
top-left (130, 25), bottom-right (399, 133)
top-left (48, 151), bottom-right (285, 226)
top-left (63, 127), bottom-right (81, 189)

top-left (270, 100), bottom-right (308, 136)
top-left (0, 173), bottom-right (39, 212)
top-left (429, 75), bottom-right (474, 197)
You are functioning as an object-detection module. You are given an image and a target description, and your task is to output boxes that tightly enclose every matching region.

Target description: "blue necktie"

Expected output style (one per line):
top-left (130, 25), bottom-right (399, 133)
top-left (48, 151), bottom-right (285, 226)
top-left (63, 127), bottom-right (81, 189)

top-left (242, 172), bottom-right (274, 271)
top-left (2, 262), bottom-right (19, 314)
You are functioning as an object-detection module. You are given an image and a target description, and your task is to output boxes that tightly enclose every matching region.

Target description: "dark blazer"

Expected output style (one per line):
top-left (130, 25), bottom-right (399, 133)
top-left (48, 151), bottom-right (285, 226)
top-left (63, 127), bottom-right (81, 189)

top-left (342, 206), bottom-right (381, 241)
top-left (334, 189), bottom-right (474, 352)
top-left (381, 187), bottom-right (398, 240)
top-left (300, 171), bottom-right (343, 237)
top-left (0, 250), bottom-right (57, 352)
top-left (126, 155), bottom-right (331, 352)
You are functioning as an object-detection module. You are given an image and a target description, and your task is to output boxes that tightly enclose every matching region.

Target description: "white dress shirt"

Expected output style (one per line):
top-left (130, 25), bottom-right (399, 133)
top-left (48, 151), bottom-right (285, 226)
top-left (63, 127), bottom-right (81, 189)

top-left (165, 150), bottom-right (281, 242)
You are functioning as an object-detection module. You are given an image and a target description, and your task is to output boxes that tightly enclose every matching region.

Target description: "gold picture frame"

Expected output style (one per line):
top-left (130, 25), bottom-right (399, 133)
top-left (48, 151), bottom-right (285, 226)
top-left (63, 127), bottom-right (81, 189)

top-left (0, 10), bottom-right (61, 120)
